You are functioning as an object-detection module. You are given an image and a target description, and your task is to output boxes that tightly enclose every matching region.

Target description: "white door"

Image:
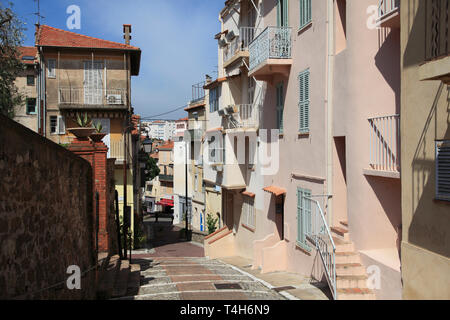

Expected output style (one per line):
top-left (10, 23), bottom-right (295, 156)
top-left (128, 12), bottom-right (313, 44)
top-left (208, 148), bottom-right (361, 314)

top-left (84, 61), bottom-right (103, 105)
top-left (92, 118), bottom-right (111, 157)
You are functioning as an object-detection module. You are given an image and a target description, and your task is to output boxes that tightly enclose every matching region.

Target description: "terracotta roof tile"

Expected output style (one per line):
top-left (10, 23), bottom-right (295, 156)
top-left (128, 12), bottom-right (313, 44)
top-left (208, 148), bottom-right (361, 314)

top-left (263, 186), bottom-right (287, 197)
top-left (19, 47), bottom-right (37, 65)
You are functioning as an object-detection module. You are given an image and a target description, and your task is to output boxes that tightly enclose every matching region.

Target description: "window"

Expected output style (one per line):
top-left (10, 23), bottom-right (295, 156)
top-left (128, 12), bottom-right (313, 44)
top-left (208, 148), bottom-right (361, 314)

top-left (26, 98), bottom-right (37, 114)
top-left (299, 0), bottom-right (312, 30)
top-left (248, 77), bottom-right (256, 104)
top-left (27, 75), bottom-right (35, 86)
top-left (47, 59), bottom-right (56, 78)
top-left (436, 141), bottom-right (450, 201)
top-left (276, 82), bottom-right (284, 134)
top-left (194, 174), bottom-right (198, 192)
top-left (50, 116), bottom-right (58, 134)
top-left (297, 187), bottom-right (312, 250)
top-left (277, 0), bottom-right (289, 27)
top-left (242, 197), bottom-right (255, 229)
top-left (209, 86), bottom-right (221, 113)
top-left (298, 69), bottom-right (310, 133)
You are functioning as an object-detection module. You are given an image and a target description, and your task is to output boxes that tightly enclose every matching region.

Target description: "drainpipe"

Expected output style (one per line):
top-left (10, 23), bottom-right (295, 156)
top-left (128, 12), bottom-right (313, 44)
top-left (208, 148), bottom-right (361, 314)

top-left (326, 0), bottom-right (335, 226)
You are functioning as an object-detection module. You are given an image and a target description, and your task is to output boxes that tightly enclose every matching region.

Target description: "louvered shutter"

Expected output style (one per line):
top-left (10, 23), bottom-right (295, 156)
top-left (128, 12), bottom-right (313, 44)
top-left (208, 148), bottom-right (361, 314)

top-left (436, 141), bottom-right (450, 201)
top-left (300, 0), bottom-right (312, 29)
top-left (298, 70), bottom-right (310, 133)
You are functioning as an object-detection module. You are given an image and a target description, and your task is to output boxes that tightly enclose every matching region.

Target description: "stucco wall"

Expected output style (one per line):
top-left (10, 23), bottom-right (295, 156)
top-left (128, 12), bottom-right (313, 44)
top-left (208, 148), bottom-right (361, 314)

top-left (0, 114), bottom-right (96, 299)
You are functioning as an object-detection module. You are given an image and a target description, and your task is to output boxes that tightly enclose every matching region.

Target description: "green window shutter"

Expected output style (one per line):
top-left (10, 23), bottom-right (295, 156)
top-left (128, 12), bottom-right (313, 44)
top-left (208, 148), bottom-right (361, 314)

top-left (278, 0), bottom-right (289, 27)
top-left (300, 0), bottom-right (312, 29)
top-left (276, 82), bottom-right (284, 133)
top-left (298, 69), bottom-right (310, 133)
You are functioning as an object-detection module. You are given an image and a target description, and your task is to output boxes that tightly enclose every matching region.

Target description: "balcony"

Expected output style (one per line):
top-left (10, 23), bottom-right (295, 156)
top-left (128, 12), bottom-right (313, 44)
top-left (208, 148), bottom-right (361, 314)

top-left (377, 0), bottom-right (400, 28)
top-left (58, 88), bottom-right (128, 110)
top-left (248, 26), bottom-right (292, 81)
top-left (365, 115), bottom-right (400, 179)
top-left (419, 0), bottom-right (450, 84)
top-left (223, 27), bottom-right (261, 68)
top-left (190, 81), bottom-right (206, 105)
top-left (221, 104), bottom-right (261, 130)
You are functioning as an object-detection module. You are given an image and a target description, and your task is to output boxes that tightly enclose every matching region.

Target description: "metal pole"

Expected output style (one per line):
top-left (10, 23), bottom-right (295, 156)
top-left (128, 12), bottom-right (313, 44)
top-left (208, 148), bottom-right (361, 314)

top-left (123, 121), bottom-right (128, 259)
top-left (185, 141), bottom-right (189, 241)
top-left (115, 190), bottom-right (123, 259)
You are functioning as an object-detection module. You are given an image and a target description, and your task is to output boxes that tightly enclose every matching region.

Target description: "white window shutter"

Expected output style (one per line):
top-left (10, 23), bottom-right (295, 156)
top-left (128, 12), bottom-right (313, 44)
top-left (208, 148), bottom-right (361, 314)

top-left (58, 115), bottom-right (66, 135)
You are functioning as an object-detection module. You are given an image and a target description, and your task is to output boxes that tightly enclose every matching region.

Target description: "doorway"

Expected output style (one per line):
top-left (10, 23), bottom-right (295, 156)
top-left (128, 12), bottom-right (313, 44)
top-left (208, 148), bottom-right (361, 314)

top-left (333, 137), bottom-right (348, 226)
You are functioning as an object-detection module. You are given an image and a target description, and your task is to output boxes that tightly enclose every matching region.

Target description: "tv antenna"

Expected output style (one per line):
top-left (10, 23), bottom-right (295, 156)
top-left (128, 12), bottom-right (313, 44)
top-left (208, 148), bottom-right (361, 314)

top-left (34, 0), bottom-right (45, 25)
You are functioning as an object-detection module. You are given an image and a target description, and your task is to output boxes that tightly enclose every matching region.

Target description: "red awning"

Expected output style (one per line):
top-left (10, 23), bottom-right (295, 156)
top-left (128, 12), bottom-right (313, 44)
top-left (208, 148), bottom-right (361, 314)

top-left (157, 198), bottom-right (174, 207)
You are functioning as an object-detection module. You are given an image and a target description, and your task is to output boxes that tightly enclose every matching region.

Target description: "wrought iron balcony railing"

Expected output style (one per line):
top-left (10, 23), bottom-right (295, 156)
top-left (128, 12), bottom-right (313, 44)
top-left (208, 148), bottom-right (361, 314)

top-left (368, 115), bottom-right (400, 172)
top-left (190, 81), bottom-right (206, 104)
top-left (223, 104), bottom-right (261, 130)
top-left (59, 87), bottom-right (127, 106)
top-left (223, 27), bottom-right (262, 64)
top-left (249, 26), bottom-right (292, 71)
top-left (378, 0), bottom-right (399, 19)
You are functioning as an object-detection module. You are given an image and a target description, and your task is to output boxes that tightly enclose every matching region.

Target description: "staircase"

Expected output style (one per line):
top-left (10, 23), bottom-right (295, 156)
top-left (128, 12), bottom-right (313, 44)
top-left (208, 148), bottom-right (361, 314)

top-left (331, 222), bottom-right (376, 300)
top-left (97, 255), bottom-right (141, 299)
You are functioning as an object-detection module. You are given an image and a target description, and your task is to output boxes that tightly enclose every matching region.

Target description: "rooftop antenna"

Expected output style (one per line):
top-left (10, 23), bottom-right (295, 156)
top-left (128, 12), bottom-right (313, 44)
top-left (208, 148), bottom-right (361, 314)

top-left (34, 0), bottom-right (45, 25)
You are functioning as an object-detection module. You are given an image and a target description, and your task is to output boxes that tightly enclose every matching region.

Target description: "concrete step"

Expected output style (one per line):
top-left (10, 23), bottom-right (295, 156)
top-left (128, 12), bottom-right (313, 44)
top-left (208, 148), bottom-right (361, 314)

top-left (112, 259), bottom-right (130, 298)
top-left (336, 263), bottom-right (366, 276)
top-left (335, 252), bottom-right (361, 264)
top-left (333, 237), bottom-right (354, 253)
top-left (337, 275), bottom-right (368, 289)
top-left (97, 252), bottom-right (110, 272)
top-left (337, 288), bottom-right (376, 300)
top-left (340, 221), bottom-right (348, 228)
top-left (126, 264), bottom-right (141, 297)
top-left (331, 226), bottom-right (350, 241)
top-left (97, 255), bottom-right (120, 299)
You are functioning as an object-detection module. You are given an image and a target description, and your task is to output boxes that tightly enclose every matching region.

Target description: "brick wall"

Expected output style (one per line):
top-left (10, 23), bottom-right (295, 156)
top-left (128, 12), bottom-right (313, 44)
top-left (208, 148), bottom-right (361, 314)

top-left (0, 114), bottom-right (96, 299)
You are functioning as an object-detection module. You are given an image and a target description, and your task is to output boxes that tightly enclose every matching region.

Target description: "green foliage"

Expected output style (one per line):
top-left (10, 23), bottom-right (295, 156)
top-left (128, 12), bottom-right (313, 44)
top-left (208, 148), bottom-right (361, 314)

top-left (206, 214), bottom-right (218, 235)
top-left (93, 121), bottom-right (103, 133)
top-left (0, 2), bottom-right (26, 118)
top-left (146, 156), bottom-right (160, 181)
top-left (75, 112), bottom-right (92, 128)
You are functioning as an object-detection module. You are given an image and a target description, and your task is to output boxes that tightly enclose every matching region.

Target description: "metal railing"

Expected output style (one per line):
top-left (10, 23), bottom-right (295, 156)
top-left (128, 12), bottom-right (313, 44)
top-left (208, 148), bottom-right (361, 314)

top-left (378, 0), bottom-right (399, 19)
top-left (223, 27), bottom-right (262, 64)
top-left (249, 26), bottom-right (292, 71)
top-left (368, 115), bottom-right (400, 172)
top-left (59, 87), bottom-right (127, 106)
top-left (225, 104), bottom-right (261, 129)
top-left (425, 0), bottom-right (450, 61)
top-left (304, 197), bottom-right (337, 300)
top-left (191, 81), bottom-right (206, 104)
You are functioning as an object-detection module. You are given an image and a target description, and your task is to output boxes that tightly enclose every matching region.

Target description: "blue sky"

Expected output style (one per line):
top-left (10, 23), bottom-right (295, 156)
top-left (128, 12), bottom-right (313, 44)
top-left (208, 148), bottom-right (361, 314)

top-left (11, 0), bottom-right (223, 119)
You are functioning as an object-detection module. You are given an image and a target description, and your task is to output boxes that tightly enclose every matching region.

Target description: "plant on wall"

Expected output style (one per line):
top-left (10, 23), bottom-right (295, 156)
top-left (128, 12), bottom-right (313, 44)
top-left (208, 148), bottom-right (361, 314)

top-left (75, 112), bottom-right (93, 128)
top-left (206, 214), bottom-right (219, 235)
top-left (93, 121), bottom-right (103, 133)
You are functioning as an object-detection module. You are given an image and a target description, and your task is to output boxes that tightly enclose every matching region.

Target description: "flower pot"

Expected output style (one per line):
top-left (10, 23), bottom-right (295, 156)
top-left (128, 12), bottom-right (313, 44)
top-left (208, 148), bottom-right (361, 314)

top-left (90, 133), bottom-right (107, 142)
top-left (68, 128), bottom-right (96, 139)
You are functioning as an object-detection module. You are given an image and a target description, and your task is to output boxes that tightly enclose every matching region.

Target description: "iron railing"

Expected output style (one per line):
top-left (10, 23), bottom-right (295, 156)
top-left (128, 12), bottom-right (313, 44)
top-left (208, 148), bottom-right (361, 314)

top-left (378, 0), bottom-right (399, 19)
top-left (249, 26), bottom-right (292, 71)
top-left (368, 115), bottom-right (400, 172)
top-left (223, 27), bottom-right (262, 63)
top-left (59, 87), bottom-right (127, 106)
top-left (304, 197), bottom-right (337, 300)
top-left (225, 104), bottom-right (261, 129)
top-left (425, 0), bottom-right (450, 61)
top-left (191, 81), bottom-right (206, 104)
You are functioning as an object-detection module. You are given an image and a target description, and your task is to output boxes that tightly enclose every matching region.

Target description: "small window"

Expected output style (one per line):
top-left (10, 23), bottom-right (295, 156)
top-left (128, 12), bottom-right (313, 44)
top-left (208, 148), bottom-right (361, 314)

top-left (47, 59), bottom-right (56, 78)
top-left (297, 187), bottom-right (312, 251)
top-left (27, 75), bottom-right (35, 86)
top-left (436, 141), bottom-right (450, 201)
top-left (209, 86), bottom-right (221, 113)
top-left (26, 98), bottom-right (37, 114)
top-left (243, 197), bottom-right (255, 229)
top-left (50, 116), bottom-right (58, 134)
top-left (299, 0), bottom-right (312, 30)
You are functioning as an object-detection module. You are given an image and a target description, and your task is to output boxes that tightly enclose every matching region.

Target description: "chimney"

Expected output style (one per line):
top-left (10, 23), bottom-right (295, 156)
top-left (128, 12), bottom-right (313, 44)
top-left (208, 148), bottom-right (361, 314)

top-left (123, 24), bottom-right (132, 45)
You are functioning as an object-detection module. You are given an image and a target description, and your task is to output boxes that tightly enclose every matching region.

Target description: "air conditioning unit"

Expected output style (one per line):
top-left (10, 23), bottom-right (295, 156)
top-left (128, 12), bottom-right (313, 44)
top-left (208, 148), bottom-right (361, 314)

top-left (226, 30), bottom-right (236, 42)
top-left (107, 94), bottom-right (123, 105)
top-left (218, 39), bottom-right (227, 47)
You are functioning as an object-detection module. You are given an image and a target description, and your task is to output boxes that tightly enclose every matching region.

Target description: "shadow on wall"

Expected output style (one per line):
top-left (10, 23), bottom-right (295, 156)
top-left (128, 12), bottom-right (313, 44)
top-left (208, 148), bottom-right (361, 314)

top-left (410, 82), bottom-right (450, 259)
top-left (375, 28), bottom-right (401, 114)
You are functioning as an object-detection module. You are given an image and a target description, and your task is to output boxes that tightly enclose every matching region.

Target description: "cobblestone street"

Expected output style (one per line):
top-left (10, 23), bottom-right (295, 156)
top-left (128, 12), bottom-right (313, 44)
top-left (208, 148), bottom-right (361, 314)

top-left (121, 216), bottom-right (286, 300)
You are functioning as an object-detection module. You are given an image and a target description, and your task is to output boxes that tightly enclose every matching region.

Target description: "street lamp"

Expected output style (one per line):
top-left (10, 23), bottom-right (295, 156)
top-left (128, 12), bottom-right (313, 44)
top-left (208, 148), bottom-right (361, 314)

top-left (142, 134), bottom-right (152, 154)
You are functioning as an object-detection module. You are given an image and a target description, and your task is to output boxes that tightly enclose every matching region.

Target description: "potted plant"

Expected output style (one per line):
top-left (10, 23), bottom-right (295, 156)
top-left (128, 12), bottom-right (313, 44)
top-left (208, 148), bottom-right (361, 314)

top-left (67, 113), bottom-right (95, 138)
top-left (90, 121), bottom-right (106, 142)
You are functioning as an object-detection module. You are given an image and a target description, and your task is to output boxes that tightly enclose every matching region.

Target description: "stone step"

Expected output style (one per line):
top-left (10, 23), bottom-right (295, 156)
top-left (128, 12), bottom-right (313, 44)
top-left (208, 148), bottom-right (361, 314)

top-left (126, 264), bottom-right (141, 297)
top-left (97, 255), bottom-right (121, 299)
top-left (337, 275), bottom-right (368, 289)
top-left (331, 226), bottom-right (350, 241)
top-left (112, 259), bottom-right (130, 298)
top-left (333, 237), bottom-right (354, 253)
top-left (336, 263), bottom-right (366, 276)
top-left (337, 288), bottom-right (376, 300)
top-left (335, 252), bottom-right (361, 264)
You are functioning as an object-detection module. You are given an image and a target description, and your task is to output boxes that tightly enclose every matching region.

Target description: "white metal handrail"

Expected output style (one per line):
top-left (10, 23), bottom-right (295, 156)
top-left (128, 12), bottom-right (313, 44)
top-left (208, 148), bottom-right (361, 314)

top-left (378, 0), bottom-right (399, 18)
top-left (368, 115), bottom-right (400, 172)
top-left (304, 197), bottom-right (337, 300)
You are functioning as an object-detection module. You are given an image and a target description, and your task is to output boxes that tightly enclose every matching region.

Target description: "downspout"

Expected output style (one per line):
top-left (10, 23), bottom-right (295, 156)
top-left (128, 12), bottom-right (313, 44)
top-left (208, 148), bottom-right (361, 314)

top-left (326, 0), bottom-right (335, 226)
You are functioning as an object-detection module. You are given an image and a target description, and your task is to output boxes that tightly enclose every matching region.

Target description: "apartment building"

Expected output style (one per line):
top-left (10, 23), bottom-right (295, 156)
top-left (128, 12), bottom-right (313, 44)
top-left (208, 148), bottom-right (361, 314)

top-left (400, 0), bottom-right (450, 299)
top-left (33, 24), bottom-right (142, 238)
top-left (154, 140), bottom-right (175, 212)
top-left (13, 47), bottom-right (39, 133)
top-left (175, 118), bottom-right (188, 142)
top-left (204, 0), bottom-right (405, 300)
top-left (144, 120), bottom-right (176, 141)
